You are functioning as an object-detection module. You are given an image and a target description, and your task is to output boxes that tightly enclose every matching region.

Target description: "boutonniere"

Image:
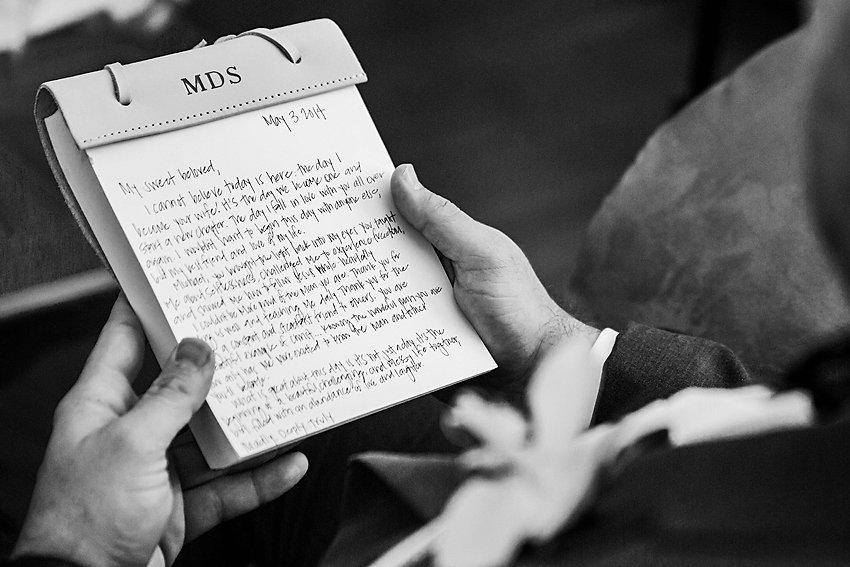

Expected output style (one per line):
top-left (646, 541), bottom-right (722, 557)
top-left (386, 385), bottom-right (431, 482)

top-left (371, 340), bottom-right (813, 567)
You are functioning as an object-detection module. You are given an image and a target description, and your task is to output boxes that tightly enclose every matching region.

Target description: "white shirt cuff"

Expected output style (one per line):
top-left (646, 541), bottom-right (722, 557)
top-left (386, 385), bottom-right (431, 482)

top-left (584, 328), bottom-right (618, 426)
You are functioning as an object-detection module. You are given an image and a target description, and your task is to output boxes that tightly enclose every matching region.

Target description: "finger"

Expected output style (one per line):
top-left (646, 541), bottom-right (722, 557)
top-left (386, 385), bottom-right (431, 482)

top-left (158, 464), bottom-right (185, 567)
top-left (170, 429), bottom-right (295, 490)
top-left (59, 295), bottom-right (145, 427)
top-left (123, 338), bottom-right (214, 451)
top-left (391, 164), bottom-right (495, 263)
top-left (183, 452), bottom-right (309, 542)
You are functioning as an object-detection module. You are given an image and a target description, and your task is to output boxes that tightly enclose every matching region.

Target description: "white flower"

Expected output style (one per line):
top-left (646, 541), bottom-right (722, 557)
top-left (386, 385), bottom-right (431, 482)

top-left (425, 342), bottom-right (813, 567)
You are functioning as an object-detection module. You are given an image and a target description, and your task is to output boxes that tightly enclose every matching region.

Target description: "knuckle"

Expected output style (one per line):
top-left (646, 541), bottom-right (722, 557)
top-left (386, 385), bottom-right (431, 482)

top-left (149, 366), bottom-right (199, 402)
top-left (426, 191), bottom-right (459, 216)
top-left (108, 419), bottom-right (148, 454)
top-left (208, 482), bottom-right (227, 522)
top-left (158, 372), bottom-right (195, 398)
top-left (441, 200), bottom-right (464, 222)
top-left (53, 395), bottom-right (76, 425)
top-left (483, 228), bottom-right (527, 269)
top-left (421, 193), bottom-right (463, 235)
top-left (144, 373), bottom-right (200, 424)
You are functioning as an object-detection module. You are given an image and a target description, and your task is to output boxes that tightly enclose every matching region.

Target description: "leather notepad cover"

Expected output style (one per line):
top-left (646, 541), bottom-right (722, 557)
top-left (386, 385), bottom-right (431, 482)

top-left (34, 19), bottom-right (368, 468)
top-left (36, 18), bottom-right (366, 275)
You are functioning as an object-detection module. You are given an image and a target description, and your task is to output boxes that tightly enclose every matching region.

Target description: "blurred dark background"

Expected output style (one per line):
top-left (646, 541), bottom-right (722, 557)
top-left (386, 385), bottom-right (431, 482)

top-left (0, 0), bottom-right (803, 558)
top-left (1, 0), bottom-right (804, 299)
top-left (189, 0), bottom-right (804, 292)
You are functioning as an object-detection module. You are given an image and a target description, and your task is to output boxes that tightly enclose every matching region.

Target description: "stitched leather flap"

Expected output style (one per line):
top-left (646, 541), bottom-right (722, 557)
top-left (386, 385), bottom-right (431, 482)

top-left (35, 19), bottom-right (366, 149)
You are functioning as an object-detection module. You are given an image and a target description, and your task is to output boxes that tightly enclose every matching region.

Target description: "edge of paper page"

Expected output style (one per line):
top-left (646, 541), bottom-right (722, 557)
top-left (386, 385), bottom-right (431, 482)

top-left (207, 360), bottom-right (497, 469)
top-left (44, 108), bottom-right (236, 467)
top-left (43, 109), bottom-right (177, 361)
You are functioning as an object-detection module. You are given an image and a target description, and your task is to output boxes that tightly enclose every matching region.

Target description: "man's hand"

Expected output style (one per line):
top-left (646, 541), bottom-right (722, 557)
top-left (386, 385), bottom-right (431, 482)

top-left (12, 295), bottom-right (308, 567)
top-left (391, 164), bottom-right (600, 402)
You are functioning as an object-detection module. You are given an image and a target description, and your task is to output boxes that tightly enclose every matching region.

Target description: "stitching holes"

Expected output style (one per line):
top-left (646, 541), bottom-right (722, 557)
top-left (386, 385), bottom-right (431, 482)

top-left (81, 73), bottom-right (366, 144)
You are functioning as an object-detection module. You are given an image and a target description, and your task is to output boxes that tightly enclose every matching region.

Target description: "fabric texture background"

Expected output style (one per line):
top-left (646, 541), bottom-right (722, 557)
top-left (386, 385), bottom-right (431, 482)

top-left (0, 17), bottom-right (202, 295)
top-left (570, 29), bottom-right (850, 373)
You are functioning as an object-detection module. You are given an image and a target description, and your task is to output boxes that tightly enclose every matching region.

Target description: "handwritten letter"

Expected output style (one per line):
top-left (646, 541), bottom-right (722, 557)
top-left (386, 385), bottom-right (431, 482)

top-left (87, 86), bottom-right (496, 458)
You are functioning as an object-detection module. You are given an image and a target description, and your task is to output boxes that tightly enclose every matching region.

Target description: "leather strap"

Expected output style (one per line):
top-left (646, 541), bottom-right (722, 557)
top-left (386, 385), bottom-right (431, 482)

top-left (36, 19), bottom-right (365, 149)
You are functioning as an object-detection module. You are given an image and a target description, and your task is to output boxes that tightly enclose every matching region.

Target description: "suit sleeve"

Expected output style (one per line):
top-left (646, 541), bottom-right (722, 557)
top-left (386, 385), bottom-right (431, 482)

top-left (592, 323), bottom-right (754, 423)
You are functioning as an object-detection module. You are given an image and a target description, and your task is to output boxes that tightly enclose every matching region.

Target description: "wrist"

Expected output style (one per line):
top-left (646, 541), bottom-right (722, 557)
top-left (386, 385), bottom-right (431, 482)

top-left (513, 303), bottom-right (600, 393)
top-left (539, 305), bottom-right (601, 357)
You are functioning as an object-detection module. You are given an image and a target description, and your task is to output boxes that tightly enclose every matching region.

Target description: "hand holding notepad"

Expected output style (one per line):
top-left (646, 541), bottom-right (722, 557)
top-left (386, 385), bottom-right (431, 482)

top-left (36, 20), bottom-right (496, 468)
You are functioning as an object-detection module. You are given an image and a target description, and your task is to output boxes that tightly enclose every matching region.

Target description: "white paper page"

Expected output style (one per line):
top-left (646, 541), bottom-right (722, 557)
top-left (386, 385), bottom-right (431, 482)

top-left (87, 86), bottom-right (496, 459)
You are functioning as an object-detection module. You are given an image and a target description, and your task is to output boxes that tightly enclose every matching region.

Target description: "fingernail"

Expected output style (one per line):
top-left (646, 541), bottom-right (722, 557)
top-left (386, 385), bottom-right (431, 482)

top-left (175, 338), bottom-right (211, 367)
top-left (402, 164), bottom-right (421, 189)
top-left (290, 452), bottom-right (309, 478)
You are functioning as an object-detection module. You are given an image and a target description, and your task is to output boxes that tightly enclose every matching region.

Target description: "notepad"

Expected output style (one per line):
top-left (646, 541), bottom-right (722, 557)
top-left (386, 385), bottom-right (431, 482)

top-left (37, 20), bottom-right (496, 468)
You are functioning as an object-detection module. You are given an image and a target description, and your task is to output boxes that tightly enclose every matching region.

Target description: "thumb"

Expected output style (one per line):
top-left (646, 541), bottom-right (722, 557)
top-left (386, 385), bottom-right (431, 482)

top-left (124, 338), bottom-right (215, 450)
top-left (391, 164), bottom-right (495, 264)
